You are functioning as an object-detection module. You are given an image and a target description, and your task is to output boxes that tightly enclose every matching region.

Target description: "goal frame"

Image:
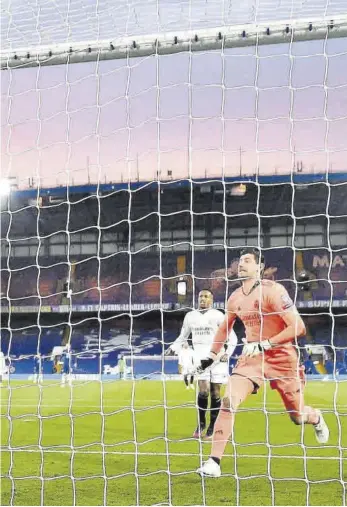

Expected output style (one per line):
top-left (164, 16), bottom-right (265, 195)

top-left (1, 15), bottom-right (347, 69)
top-left (124, 355), bottom-right (180, 380)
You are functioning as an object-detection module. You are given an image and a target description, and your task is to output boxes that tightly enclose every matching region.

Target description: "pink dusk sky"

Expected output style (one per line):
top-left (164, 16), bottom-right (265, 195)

top-left (1, 0), bottom-right (347, 189)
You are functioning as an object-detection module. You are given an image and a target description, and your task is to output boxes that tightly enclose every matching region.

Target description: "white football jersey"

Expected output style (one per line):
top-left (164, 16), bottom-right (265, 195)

top-left (0, 352), bottom-right (6, 374)
top-left (171, 308), bottom-right (237, 360)
top-left (178, 347), bottom-right (194, 369)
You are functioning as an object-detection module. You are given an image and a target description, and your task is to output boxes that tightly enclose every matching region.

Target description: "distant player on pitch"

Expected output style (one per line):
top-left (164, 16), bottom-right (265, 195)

top-left (0, 351), bottom-right (6, 386)
top-left (197, 248), bottom-right (329, 478)
top-left (33, 354), bottom-right (43, 384)
top-left (61, 344), bottom-right (72, 387)
top-left (117, 354), bottom-right (126, 380)
top-left (166, 289), bottom-right (237, 440)
top-left (178, 343), bottom-right (195, 390)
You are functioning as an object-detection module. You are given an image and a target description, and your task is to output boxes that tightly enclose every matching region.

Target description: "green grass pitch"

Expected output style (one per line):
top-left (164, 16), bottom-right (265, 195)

top-left (1, 379), bottom-right (346, 506)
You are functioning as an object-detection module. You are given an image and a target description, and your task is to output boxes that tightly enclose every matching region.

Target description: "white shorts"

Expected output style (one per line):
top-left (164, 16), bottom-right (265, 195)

top-left (195, 360), bottom-right (229, 384)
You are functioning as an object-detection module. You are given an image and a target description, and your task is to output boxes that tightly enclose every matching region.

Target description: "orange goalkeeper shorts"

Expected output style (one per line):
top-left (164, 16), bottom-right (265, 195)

top-left (232, 347), bottom-right (306, 397)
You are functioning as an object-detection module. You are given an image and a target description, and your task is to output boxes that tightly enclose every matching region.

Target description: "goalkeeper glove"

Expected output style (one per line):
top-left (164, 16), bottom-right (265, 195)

top-left (196, 353), bottom-right (217, 373)
top-left (241, 338), bottom-right (272, 358)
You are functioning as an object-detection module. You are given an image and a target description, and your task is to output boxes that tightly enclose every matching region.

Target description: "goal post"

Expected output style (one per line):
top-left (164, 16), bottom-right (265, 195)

top-left (123, 355), bottom-right (180, 380)
top-left (2, 16), bottom-right (347, 69)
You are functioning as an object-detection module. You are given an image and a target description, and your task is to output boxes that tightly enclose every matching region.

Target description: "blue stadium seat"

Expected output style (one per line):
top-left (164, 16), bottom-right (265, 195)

top-left (0, 322), bottom-right (178, 374)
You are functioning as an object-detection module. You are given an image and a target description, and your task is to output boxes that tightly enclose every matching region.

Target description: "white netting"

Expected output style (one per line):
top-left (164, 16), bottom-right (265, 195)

top-left (2, 0), bottom-right (347, 50)
top-left (1, 0), bottom-right (347, 505)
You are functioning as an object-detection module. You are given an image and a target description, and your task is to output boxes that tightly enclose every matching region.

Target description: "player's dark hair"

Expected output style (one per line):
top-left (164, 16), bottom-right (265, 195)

top-left (199, 288), bottom-right (213, 296)
top-left (240, 248), bottom-right (265, 266)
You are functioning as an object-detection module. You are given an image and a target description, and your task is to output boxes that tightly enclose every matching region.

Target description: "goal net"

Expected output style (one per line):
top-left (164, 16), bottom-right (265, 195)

top-left (1, 0), bottom-right (347, 505)
top-left (123, 355), bottom-right (180, 380)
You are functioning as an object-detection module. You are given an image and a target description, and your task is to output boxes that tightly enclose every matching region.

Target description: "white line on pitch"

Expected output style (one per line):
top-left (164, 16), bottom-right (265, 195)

top-left (0, 448), bottom-right (345, 461)
top-left (2, 402), bottom-right (347, 409)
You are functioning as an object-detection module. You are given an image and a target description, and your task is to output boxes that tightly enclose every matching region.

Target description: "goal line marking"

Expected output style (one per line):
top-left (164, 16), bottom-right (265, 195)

top-left (1, 448), bottom-right (345, 461)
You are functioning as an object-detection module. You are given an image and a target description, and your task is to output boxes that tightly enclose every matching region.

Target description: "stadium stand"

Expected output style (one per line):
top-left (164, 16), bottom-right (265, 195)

top-left (1, 316), bottom-right (346, 375)
top-left (1, 182), bottom-right (347, 378)
top-left (2, 250), bottom-right (347, 307)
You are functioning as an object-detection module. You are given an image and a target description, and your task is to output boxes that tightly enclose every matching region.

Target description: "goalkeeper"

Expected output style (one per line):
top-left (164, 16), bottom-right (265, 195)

top-left (197, 248), bottom-right (329, 478)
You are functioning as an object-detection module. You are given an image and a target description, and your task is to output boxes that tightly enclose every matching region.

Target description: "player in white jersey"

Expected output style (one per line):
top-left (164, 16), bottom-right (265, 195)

top-left (166, 290), bottom-right (238, 439)
top-left (0, 351), bottom-right (6, 386)
top-left (178, 343), bottom-right (195, 390)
